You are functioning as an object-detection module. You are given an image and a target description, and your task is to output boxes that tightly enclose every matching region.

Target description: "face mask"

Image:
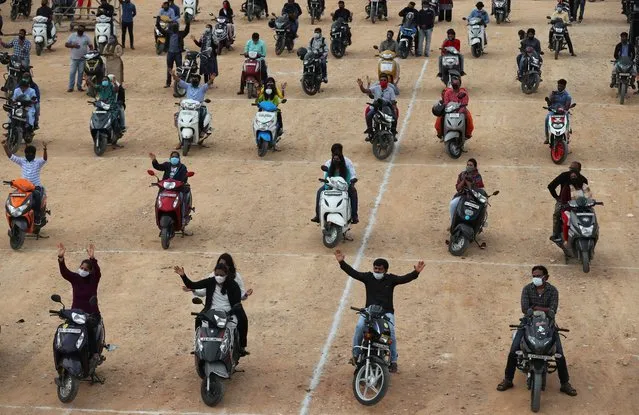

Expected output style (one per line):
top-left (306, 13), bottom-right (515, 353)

top-left (78, 269), bottom-right (90, 278)
top-left (25, 154), bottom-right (35, 162)
top-left (77, 30), bottom-right (84, 36)
top-left (223, 3), bottom-right (229, 7)
top-left (466, 166), bottom-right (474, 173)
top-left (101, 80), bottom-right (109, 87)
top-left (314, 32), bottom-right (321, 38)
top-left (448, 36), bottom-right (454, 41)
top-left (569, 167), bottom-right (579, 173)
top-left (373, 272), bottom-right (385, 280)
top-left (379, 80), bottom-right (388, 88)
top-left (204, 26), bottom-right (212, 33)
top-left (215, 275), bottom-right (227, 284)
top-left (191, 81), bottom-right (199, 87)
top-left (532, 277), bottom-right (544, 287)
top-left (170, 157), bottom-right (180, 166)
top-left (265, 88), bottom-right (273, 95)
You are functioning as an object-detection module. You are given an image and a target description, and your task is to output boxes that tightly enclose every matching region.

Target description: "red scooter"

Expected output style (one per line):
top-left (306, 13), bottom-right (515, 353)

top-left (147, 170), bottom-right (194, 249)
top-left (241, 51), bottom-right (263, 99)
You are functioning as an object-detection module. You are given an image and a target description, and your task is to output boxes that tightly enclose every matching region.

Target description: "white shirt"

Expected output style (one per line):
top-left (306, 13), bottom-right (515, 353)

top-left (324, 157), bottom-right (357, 180)
top-left (194, 272), bottom-right (246, 299)
top-left (10, 154), bottom-right (46, 186)
top-left (211, 284), bottom-right (232, 312)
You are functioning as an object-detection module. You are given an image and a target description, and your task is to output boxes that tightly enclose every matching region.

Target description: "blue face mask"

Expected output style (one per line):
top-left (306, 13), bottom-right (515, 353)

top-left (170, 157), bottom-right (180, 166)
top-left (101, 80), bottom-right (109, 87)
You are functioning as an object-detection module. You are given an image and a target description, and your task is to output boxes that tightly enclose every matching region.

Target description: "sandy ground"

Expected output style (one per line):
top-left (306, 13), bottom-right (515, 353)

top-left (0, 0), bottom-right (638, 414)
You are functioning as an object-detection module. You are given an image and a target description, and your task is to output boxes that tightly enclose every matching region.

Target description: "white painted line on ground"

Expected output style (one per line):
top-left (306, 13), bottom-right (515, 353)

top-left (0, 404), bottom-right (259, 415)
top-left (299, 57), bottom-right (431, 415)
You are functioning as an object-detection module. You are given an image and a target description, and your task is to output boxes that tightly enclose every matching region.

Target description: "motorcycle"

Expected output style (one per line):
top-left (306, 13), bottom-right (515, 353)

top-left (373, 45), bottom-right (399, 86)
top-left (154, 15), bottom-right (171, 55)
top-left (213, 16), bottom-right (232, 55)
top-left (318, 169), bottom-right (354, 248)
top-left (270, 13), bottom-right (295, 55)
top-left (462, 16), bottom-right (485, 58)
top-left (367, 98), bottom-right (396, 160)
top-left (190, 297), bottom-right (241, 407)
top-left (242, 0), bottom-right (265, 21)
top-left (553, 197), bottom-right (603, 273)
top-left (83, 51), bottom-right (106, 98)
top-left (32, 16), bottom-right (56, 55)
top-left (611, 57), bottom-right (634, 105)
top-left (350, 305), bottom-right (392, 405)
top-left (241, 51), bottom-right (263, 99)
top-left (365, 0), bottom-right (386, 23)
top-left (492, 0), bottom-right (508, 24)
top-left (519, 52), bottom-right (542, 94)
top-left (547, 17), bottom-right (570, 60)
top-left (397, 25), bottom-right (416, 59)
top-left (447, 188), bottom-right (499, 256)
top-left (49, 294), bottom-right (110, 404)
top-left (183, 0), bottom-right (198, 23)
top-left (543, 103), bottom-right (575, 164)
top-left (440, 100), bottom-right (468, 159)
top-left (175, 98), bottom-right (212, 156)
top-left (89, 100), bottom-right (124, 156)
top-left (147, 169), bottom-right (194, 249)
top-left (252, 99), bottom-right (285, 157)
top-left (510, 311), bottom-right (569, 413)
top-left (622, 0), bottom-right (633, 23)
top-left (94, 14), bottom-right (114, 54)
top-left (1, 96), bottom-right (35, 154)
top-left (308, 0), bottom-right (323, 23)
top-left (330, 18), bottom-right (349, 58)
top-left (298, 48), bottom-right (323, 95)
top-left (0, 52), bottom-right (32, 100)
top-left (3, 178), bottom-right (48, 249)
top-left (439, 46), bottom-right (463, 87)
top-left (174, 51), bottom-right (201, 98)
top-left (10, 0), bottom-right (31, 21)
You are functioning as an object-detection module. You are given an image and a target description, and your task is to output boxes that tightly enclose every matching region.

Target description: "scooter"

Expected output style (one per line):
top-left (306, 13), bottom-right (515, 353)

top-left (32, 16), bottom-right (56, 55)
top-left (213, 16), bottom-right (232, 55)
top-left (147, 169), bottom-right (195, 249)
top-left (1, 96), bottom-right (35, 154)
top-left (241, 51), bottom-right (262, 99)
top-left (89, 99), bottom-right (124, 156)
top-left (191, 297), bottom-right (241, 407)
top-left (175, 98), bottom-right (212, 156)
top-left (252, 99), bottom-right (285, 157)
top-left (439, 46), bottom-right (463, 87)
top-left (154, 15), bottom-right (171, 55)
top-left (397, 25), bottom-right (416, 59)
top-left (174, 51), bottom-right (201, 97)
top-left (183, 0), bottom-right (198, 23)
top-left (3, 178), bottom-right (48, 249)
top-left (553, 197), bottom-right (603, 273)
top-left (440, 99), bottom-right (468, 159)
top-left (463, 16), bottom-right (485, 58)
top-left (318, 169), bottom-right (354, 248)
top-left (543, 102), bottom-right (575, 164)
top-left (373, 45), bottom-right (399, 91)
top-left (611, 57), bottom-right (634, 105)
top-left (492, 0), bottom-right (509, 24)
top-left (94, 14), bottom-right (114, 54)
top-left (447, 188), bottom-right (499, 256)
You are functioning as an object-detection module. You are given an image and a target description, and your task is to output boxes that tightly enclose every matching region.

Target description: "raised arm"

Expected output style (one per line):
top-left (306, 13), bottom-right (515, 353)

top-left (57, 243), bottom-right (77, 283)
top-left (174, 265), bottom-right (212, 289)
top-left (42, 142), bottom-right (47, 161)
top-left (335, 250), bottom-right (368, 282)
top-left (87, 244), bottom-right (101, 282)
top-left (547, 173), bottom-right (563, 200)
top-left (394, 260), bottom-right (424, 284)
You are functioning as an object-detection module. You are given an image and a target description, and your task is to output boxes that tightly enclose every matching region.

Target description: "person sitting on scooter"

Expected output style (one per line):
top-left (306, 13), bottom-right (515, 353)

top-left (437, 28), bottom-right (465, 78)
top-left (468, 2), bottom-right (489, 46)
top-left (282, 0), bottom-right (302, 37)
top-left (108, 73), bottom-right (126, 126)
top-left (85, 74), bottom-right (126, 133)
top-left (36, 0), bottom-right (54, 41)
top-left (96, 0), bottom-right (115, 39)
top-left (257, 77), bottom-right (286, 134)
top-left (12, 78), bottom-right (38, 132)
top-left (2, 141), bottom-right (47, 224)
top-left (335, 249), bottom-right (424, 373)
top-left (219, 1), bottom-right (236, 42)
top-left (434, 77), bottom-right (474, 139)
top-left (171, 71), bottom-right (214, 146)
top-left (331, 1), bottom-right (352, 45)
top-left (21, 74), bottom-right (40, 129)
top-left (238, 32), bottom-right (267, 94)
top-left (309, 27), bottom-right (328, 83)
top-left (150, 151), bottom-right (192, 224)
top-left (543, 78), bottom-right (572, 144)
top-left (379, 30), bottom-right (398, 53)
top-left (517, 28), bottom-right (542, 78)
top-left (358, 74), bottom-right (398, 139)
top-left (311, 143), bottom-right (359, 224)
top-left (57, 243), bottom-right (104, 362)
top-left (448, 158), bottom-right (484, 228)
top-left (174, 263), bottom-right (250, 356)
top-left (610, 32), bottom-right (637, 89)
top-left (547, 161), bottom-right (588, 242)
top-left (548, 5), bottom-right (575, 56)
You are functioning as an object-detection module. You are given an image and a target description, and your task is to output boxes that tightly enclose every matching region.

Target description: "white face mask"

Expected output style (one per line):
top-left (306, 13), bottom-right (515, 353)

top-left (265, 88), bottom-right (273, 95)
top-left (532, 277), bottom-right (544, 287)
top-left (215, 275), bottom-right (227, 284)
top-left (78, 269), bottom-right (90, 278)
top-left (373, 272), bottom-right (385, 280)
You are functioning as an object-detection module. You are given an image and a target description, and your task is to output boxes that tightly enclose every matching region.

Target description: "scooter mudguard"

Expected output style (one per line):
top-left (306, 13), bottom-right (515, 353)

top-left (34, 36), bottom-right (44, 43)
top-left (159, 215), bottom-right (173, 228)
top-left (326, 213), bottom-right (347, 227)
top-left (575, 238), bottom-right (594, 253)
top-left (444, 131), bottom-right (461, 142)
top-left (10, 218), bottom-right (28, 231)
top-left (470, 38), bottom-right (481, 46)
top-left (62, 357), bottom-right (83, 377)
top-left (206, 361), bottom-right (230, 379)
top-left (257, 131), bottom-right (272, 142)
top-left (453, 223), bottom-right (475, 240)
top-left (181, 128), bottom-right (194, 140)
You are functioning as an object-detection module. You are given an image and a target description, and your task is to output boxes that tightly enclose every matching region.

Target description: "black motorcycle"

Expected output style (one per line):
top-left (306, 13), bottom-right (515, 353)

top-left (83, 51), bottom-right (106, 98)
top-left (174, 51), bottom-right (200, 98)
top-left (330, 18), bottom-right (350, 58)
top-left (1, 96), bottom-right (34, 154)
top-left (10, 0), bottom-right (31, 21)
top-left (448, 188), bottom-right (499, 256)
top-left (49, 294), bottom-right (109, 404)
top-left (308, 0), bottom-right (323, 23)
top-left (298, 47), bottom-right (323, 95)
top-left (350, 305), bottom-right (392, 406)
top-left (191, 297), bottom-right (241, 407)
top-left (547, 17), bottom-right (570, 60)
top-left (492, 0), bottom-right (508, 24)
top-left (510, 311), bottom-right (569, 413)
top-left (269, 13), bottom-right (295, 55)
top-left (0, 52), bottom-right (32, 99)
top-left (612, 56), bottom-right (634, 105)
top-left (242, 0), bottom-right (265, 21)
top-left (364, 0), bottom-right (387, 23)
top-left (520, 52), bottom-right (542, 94)
top-left (622, 0), bottom-right (632, 22)
top-left (89, 100), bottom-right (124, 156)
top-left (367, 98), bottom-right (395, 160)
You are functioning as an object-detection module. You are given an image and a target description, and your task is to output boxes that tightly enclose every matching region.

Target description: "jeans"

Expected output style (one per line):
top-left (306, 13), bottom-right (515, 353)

top-left (198, 105), bottom-right (208, 135)
top-left (552, 201), bottom-right (563, 238)
top-left (68, 58), bottom-right (85, 90)
top-left (320, 57), bottom-right (327, 80)
top-left (353, 311), bottom-right (397, 362)
top-left (32, 185), bottom-right (44, 221)
top-left (504, 327), bottom-right (569, 384)
top-left (314, 184), bottom-right (358, 220)
top-left (34, 102), bottom-right (40, 127)
top-left (24, 106), bottom-right (35, 128)
top-left (290, 19), bottom-right (299, 36)
top-left (87, 314), bottom-right (103, 355)
top-left (549, 30), bottom-right (574, 54)
top-left (449, 196), bottom-right (461, 224)
top-left (416, 27), bottom-right (432, 56)
top-left (166, 52), bottom-right (183, 85)
top-left (121, 21), bottom-right (134, 47)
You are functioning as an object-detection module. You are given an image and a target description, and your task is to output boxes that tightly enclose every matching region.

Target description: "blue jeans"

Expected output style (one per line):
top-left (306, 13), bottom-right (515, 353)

top-left (449, 196), bottom-right (461, 224)
top-left (69, 58), bottom-right (85, 90)
top-left (416, 27), bottom-right (432, 56)
top-left (352, 311), bottom-right (397, 363)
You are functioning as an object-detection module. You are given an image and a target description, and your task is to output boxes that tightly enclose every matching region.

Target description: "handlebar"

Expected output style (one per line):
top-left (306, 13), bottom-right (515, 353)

top-left (2, 180), bottom-right (12, 185)
top-left (49, 310), bottom-right (59, 314)
top-left (350, 306), bottom-right (365, 312)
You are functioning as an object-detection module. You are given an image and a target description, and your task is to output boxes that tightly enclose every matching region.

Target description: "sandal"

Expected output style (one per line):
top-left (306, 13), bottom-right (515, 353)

top-left (496, 379), bottom-right (514, 391)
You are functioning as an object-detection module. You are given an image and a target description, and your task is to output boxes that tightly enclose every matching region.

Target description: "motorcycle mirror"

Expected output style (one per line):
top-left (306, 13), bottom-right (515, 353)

top-left (462, 17), bottom-right (467, 20)
top-left (540, 51), bottom-right (545, 55)
top-left (187, 171), bottom-right (195, 177)
top-left (89, 296), bottom-right (98, 307)
top-left (51, 294), bottom-right (62, 303)
top-left (320, 165), bottom-right (328, 172)
top-left (372, 45), bottom-right (379, 50)
top-left (546, 15), bottom-right (551, 19)
top-left (570, 103), bottom-right (576, 108)
top-left (192, 297), bottom-right (203, 305)
top-left (147, 170), bottom-right (156, 176)
top-left (204, 99), bottom-right (211, 103)
top-left (492, 190), bottom-right (500, 196)
top-left (281, 98), bottom-right (287, 104)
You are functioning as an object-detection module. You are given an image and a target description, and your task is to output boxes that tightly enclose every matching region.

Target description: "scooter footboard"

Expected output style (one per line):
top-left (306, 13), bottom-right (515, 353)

top-left (453, 223), bottom-right (475, 240)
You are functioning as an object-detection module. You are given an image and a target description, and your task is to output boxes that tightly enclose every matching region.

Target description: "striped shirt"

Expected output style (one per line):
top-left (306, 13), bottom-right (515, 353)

top-left (9, 155), bottom-right (46, 186)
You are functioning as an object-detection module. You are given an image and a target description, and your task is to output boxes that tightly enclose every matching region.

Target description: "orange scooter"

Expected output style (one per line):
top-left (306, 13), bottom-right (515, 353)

top-left (4, 178), bottom-right (49, 249)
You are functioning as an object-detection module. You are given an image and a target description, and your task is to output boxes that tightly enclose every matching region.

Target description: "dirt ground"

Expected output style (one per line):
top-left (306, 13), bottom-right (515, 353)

top-left (0, 0), bottom-right (638, 414)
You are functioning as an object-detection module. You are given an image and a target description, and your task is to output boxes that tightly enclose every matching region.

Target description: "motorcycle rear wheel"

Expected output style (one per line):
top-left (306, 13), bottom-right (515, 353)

top-left (160, 226), bottom-right (171, 249)
top-left (257, 138), bottom-right (269, 157)
top-left (9, 225), bottom-right (25, 250)
top-left (448, 232), bottom-right (469, 256)
top-left (531, 372), bottom-right (542, 412)
top-left (322, 224), bottom-right (341, 248)
top-left (581, 250), bottom-right (590, 273)
top-left (352, 356), bottom-right (389, 406)
top-left (371, 131), bottom-right (394, 160)
top-left (201, 373), bottom-right (224, 407)
top-left (619, 82), bottom-right (627, 105)
top-left (57, 371), bottom-right (79, 403)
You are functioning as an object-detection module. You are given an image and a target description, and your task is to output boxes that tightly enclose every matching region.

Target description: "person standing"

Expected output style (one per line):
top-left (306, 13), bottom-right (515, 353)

top-left (438, 0), bottom-right (452, 22)
top-left (192, 25), bottom-right (218, 82)
top-left (119, 0), bottom-right (136, 49)
top-left (65, 25), bottom-right (92, 93)
top-left (416, 1), bottom-right (435, 56)
top-left (0, 29), bottom-right (32, 67)
top-left (155, 18), bottom-right (190, 88)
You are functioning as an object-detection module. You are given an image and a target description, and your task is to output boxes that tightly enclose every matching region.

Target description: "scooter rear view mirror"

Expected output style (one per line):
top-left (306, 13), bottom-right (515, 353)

top-left (492, 190), bottom-right (500, 196)
top-left (192, 297), bottom-right (203, 305)
top-left (147, 170), bottom-right (156, 176)
top-left (187, 171), bottom-right (195, 177)
top-left (51, 294), bottom-right (62, 303)
top-left (320, 165), bottom-right (328, 172)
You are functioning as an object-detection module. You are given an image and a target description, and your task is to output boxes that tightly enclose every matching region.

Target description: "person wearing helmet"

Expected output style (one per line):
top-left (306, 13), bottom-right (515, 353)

top-left (12, 78), bottom-right (38, 131)
top-left (517, 28), bottom-right (543, 79)
top-left (610, 32), bottom-right (636, 89)
top-left (256, 77), bottom-right (287, 136)
top-left (434, 77), bottom-right (474, 139)
top-left (467, 2), bottom-right (489, 47)
top-left (548, 5), bottom-right (575, 56)
top-left (437, 29), bottom-right (465, 79)
top-left (543, 79), bottom-right (572, 144)
top-left (170, 71), bottom-right (215, 147)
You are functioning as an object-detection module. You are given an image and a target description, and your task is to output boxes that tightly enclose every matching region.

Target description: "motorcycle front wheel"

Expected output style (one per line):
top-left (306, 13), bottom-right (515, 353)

top-left (7, 127), bottom-right (21, 155)
top-left (257, 138), bottom-right (269, 157)
top-left (619, 82), bottom-right (627, 105)
top-left (554, 41), bottom-right (560, 60)
top-left (57, 370), bottom-right (79, 403)
top-left (521, 73), bottom-right (539, 95)
top-left (448, 231), bottom-right (469, 256)
top-left (9, 225), bottom-right (25, 250)
top-left (371, 130), bottom-right (394, 160)
top-left (301, 76), bottom-right (320, 95)
top-left (550, 138), bottom-right (567, 164)
top-left (160, 226), bottom-right (171, 249)
top-left (581, 249), bottom-right (590, 273)
top-left (275, 37), bottom-right (285, 55)
top-left (94, 131), bottom-right (107, 156)
top-left (471, 43), bottom-right (482, 58)
top-left (201, 373), bottom-right (224, 407)
top-left (322, 224), bottom-right (341, 248)
top-left (352, 356), bottom-right (389, 406)
top-left (331, 39), bottom-right (344, 59)
top-left (530, 372), bottom-right (542, 412)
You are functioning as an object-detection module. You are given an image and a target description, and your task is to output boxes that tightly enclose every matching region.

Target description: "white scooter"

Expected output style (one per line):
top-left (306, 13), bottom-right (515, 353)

top-left (463, 16), bottom-right (485, 58)
top-left (94, 15), bottom-right (115, 54)
top-left (32, 16), bottom-right (56, 56)
top-left (318, 173), bottom-right (353, 248)
top-left (252, 99), bottom-right (285, 158)
top-left (183, 0), bottom-right (198, 23)
top-left (175, 98), bottom-right (212, 156)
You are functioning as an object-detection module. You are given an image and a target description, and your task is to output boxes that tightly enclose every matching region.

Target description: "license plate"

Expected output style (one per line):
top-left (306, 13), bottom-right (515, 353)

top-left (94, 111), bottom-right (107, 114)
top-left (201, 337), bottom-right (223, 342)
top-left (464, 201), bottom-right (480, 209)
top-left (159, 192), bottom-right (177, 197)
top-left (372, 343), bottom-right (390, 350)
top-left (380, 63), bottom-right (394, 72)
top-left (448, 113), bottom-right (461, 118)
top-left (527, 354), bottom-right (552, 360)
top-left (58, 328), bottom-right (82, 334)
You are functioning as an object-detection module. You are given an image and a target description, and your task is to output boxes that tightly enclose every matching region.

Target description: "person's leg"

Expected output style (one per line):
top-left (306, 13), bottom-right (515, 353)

top-left (313, 185), bottom-right (323, 220)
top-left (552, 201), bottom-right (562, 239)
top-left (459, 54), bottom-right (465, 73)
top-left (425, 28), bottom-right (432, 57)
top-left (76, 59), bottom-right (85, 90)
top-left (544, 112), bottom-right (551, 140)
top-left (465, 109), bottom-right (474, 137)
top-left (449, 196), bottom-right (461, 223)
top-left (121, 22), bottom-right (126, 46)
top-left (438, 55), bottom-right (443, 76)
top-left (0, 15), bottom-right (4, 35)
top-left (446, 9), bottom-right (452, 22)
top-left (499, 329), bottom-right (524, 386)
top-left (365, 107), bottom-right (374, 133)
top-left (554, 334), bottom-right (570, 384)
top-left (166, 53), bottom-right (175, 86)
top-left (348, 185), bottom-right (358, 222)
top-left (261, 60), bottom-right (268, 83)
top-left (352, 315), bottom-right (366, 359)
top-left (578, 0), bottom-right (585, 20)
top-left (565, 32), bottom-right (575, 55)
top-left (119, 105), bottom-right (126, 129)
top-left (548, 28), bottom-right (553, 48)
top-left (416, 28), bottom-right (424, 55)
top-left (611, 67), bottom-right (618, 88)
top-left (34, 102), bottom-right (40, 128)
top-left (68, 59), bottom-right (77, 91)
top-left (435, 115), bottom-right (443, 137)
top-left (438, 8), bottom-right (444, 21)
top-left (321, 58), bottom-right (327, 81)
top-left (386, 312), bottom-right (397, 363)
top-left (32, 186), bottom-right (42, 222)
top-left (26, 107), bottom-right (35, 129)
top-left (235, 306), bottom-right (249, 350)
top-left (276, 110), bottom-right (283, 132)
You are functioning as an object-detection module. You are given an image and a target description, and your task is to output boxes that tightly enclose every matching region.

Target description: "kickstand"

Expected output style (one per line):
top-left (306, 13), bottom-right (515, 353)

top-left (90, 373), bottom-right (105, 385)
top-left (475, 239), bottom-right (487, 249)
top-left (343, 232), bottom-right (354, 242)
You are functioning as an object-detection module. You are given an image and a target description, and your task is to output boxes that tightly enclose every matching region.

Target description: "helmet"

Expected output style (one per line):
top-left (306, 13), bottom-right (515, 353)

top-left (432, 100), bottom-right (445, 116)
top-left (296, 47), bottom-right (308, 59)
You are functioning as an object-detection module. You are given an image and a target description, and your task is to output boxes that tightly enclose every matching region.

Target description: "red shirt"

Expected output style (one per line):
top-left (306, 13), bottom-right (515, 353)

top-left (441, 39), bottom-right (461, 54)
top-left (443, 87), bottom-right (469, 105)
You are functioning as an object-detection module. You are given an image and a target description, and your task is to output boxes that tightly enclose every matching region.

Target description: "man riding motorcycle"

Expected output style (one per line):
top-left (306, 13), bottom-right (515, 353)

top-left (309, 27), bottom-right (328, 83)
top-left (150, 151), bottom-right (193, 227)
top-left (256, 77), bottom-right (286, 135)
top-left (358, 74), bottom-right (398, 140)
top-left (610, 31), bottom-right (636, 89)
top-left (435, 77), bottom-right (474, 139)
top-left (282, 0), bottom-right (303, 37)
top-left (517, 28), bottom-right (542, 78)
top-left (331, 1), bottom-right (352, 45)
top-left (496, 265), bottom-right (578, 397)
top-left (543, 78), bottom-right (572, 144)
top-left (11, 78), bottom-right (38, 132)
top-left (548, 5), bottom-right (575, 56)
top-left (437, 28), bottom-right (465, 78)
top-left (467, 2), bottom-right (489, 47)
top-left (171, 71), bottom-right (215, 146)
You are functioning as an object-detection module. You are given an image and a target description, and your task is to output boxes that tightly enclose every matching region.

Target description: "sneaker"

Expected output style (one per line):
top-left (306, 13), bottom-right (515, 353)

top-left (364, 136), bottom-right (371, 142)
top-left (505, 17), bottom-right (511, 22)
top-left (67, 88), bottom-right (73, 92)
top-left (237, 90), bottom-right (244, 95)
top-left (610, 81), bottom-right (616, 88)
top-left (363, 128), bottom-right (372, 135)
top-left (436, 72), bottom-right (442, 78)
top-left (164, 84), bottom-right (171, 88)
top-left (497, 379), bottom-right (514, 391)
top-left (349, 357), bottom-right (357, 365)
top-left (351, 216), bottom-right (359, 224)
top-left (544, 138), bottom-right (549, 144)
top-left (570, 52), bottom-right (576, 57)
top-left (560, 382), bottom-right (577, 396)
top-left (78, 88), bottom-right (85, 92)
top-left (389, 362), bottom-right (398, 373)
top-left (322, 77), bottom-right (328, 83)
top-left (239, 348), bottom-right (250, 357)
top-left (310, 216), bottom-right (320, 223)
top-left (460, 71), bottom-right (467, 76)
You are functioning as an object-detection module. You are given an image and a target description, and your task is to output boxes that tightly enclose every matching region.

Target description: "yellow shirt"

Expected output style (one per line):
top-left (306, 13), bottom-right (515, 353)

top-left (550, 11), bottom-right (569, 23)
top-left (257, 87), bottom-right (284, 106)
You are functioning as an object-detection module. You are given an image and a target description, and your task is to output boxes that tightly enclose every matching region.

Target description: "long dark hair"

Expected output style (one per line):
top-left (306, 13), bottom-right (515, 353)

top-left (217, 253), bottom-right (237, 280)
top-left (328, 154), bottom-right (347, 179)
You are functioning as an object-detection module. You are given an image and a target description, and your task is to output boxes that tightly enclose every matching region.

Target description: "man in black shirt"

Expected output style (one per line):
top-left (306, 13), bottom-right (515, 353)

top-left (496, 265), bottom-right (577, 396)
top-left (96, 0), bottom-right (116, 41)
top-left (36, 0), bottom-right (54, 39)
top-left (282, 0), bottom-right (303, 37)
top-left (335, 249), bottom-right (424, 373)
top-left (331, 1), bottom-right (352, 45)
top-left (548, 161), bottom-right (588, 242)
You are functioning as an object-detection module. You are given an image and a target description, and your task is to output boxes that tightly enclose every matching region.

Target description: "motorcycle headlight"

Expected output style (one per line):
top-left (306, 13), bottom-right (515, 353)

top-left (15, 108), bottom-right (24, 117)
top-left (71, 312), bottom-right (87, 325)
top-left (578, 224), bottom-right (593, 237)
top-left (75, 331), bottom-right (85, 349)
top-left (552, 123), bottom-right (563, 129)
top-left (6, 199), bottom-right (29, 217)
